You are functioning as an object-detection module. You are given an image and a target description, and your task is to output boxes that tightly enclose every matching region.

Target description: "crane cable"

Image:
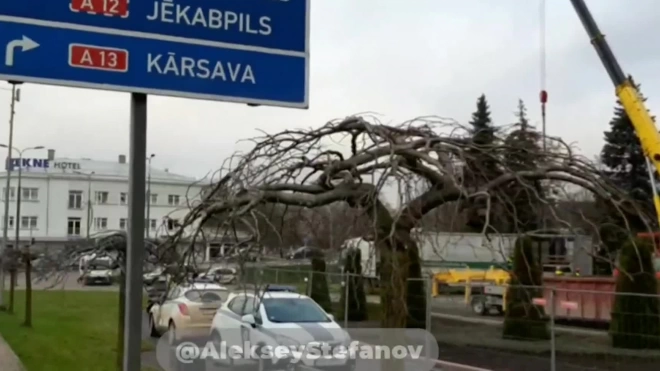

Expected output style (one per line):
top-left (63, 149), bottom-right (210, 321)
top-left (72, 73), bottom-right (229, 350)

top-left (539, 0), bottom-right (548, 232)
top-left (539, 0), bottom-right (548, 153)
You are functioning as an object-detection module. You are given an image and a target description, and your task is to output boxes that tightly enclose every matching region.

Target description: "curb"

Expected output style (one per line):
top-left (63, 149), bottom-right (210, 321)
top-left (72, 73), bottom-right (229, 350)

top-left (0, 333), bottom-right (25, 371)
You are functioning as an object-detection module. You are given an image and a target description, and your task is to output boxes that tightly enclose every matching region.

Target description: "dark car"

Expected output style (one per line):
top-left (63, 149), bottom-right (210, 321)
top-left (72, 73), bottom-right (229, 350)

top-left (287, 246), bottom-right (323, 260)
top-left (265, 284), bottom-right (297, 293)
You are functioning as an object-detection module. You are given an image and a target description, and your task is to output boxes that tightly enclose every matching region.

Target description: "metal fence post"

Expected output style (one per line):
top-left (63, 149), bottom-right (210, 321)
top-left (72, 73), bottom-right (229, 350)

top-left (425, 275), bottom-right (433, 359)
top-left (550, 288), bottom-right (556, 371)
top-left (343, 272), bottom-right (349, 329)
top-left (307, 270), bottom-right (313, 296)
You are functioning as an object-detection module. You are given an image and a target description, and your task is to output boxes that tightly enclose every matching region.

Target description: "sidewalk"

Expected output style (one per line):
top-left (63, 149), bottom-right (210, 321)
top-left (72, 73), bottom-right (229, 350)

top-left (0, 333), bottom-right (24, 371)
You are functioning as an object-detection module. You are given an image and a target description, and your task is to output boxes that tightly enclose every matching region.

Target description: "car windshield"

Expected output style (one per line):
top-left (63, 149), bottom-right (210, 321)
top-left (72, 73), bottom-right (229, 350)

top-left (185, 290), bottom-right (228, 303)
top-left (263, 298), bottom-right (330, 323)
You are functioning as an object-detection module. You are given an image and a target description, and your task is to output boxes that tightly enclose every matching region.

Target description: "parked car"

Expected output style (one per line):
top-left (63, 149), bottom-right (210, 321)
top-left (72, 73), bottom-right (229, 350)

top-left (148, 282), bottom-right (229, 344)
top-left (198, 267), bottom-right (238, 285)
top-left (287, 246), bottom-right (322, 260)
top-left (145, 276), bottom-right (169, 313)
top-left (208, 291), bottom-right (353, 370)
top-left (78, 255), bottom-right (116, 285)
top-left (264, 284), bottom-right (297, 293)
top-left (143, 267), bottom-right (166, 285)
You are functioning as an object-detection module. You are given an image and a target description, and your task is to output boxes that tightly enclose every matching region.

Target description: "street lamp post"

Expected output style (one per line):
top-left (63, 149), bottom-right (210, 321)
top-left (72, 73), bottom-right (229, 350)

top-left (74, 171), bottom-right (95, 240)
top-left (0, 83), bottom-right (22, 309)
top-left (146, 154), bottom-right (154, 239)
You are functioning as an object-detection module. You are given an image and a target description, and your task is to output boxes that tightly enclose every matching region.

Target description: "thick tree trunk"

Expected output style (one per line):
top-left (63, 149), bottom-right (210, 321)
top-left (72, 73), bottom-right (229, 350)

top-left (8, 269), bottom-right (15, 314)
top-left (23, 250), bottom-right (32, 327)
top-left (361, 198), bottom-right (426, 329)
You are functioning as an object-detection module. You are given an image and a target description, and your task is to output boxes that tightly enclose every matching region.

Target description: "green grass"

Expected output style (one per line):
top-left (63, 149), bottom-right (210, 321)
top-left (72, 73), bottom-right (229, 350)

top-left (0, 290), bottom-right (129, 371)
top-left (0, 289), bottom-right (382, 371)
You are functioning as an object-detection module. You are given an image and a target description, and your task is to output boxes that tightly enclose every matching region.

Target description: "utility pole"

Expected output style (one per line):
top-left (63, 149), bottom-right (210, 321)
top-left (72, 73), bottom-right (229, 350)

top-left (145, 154), bottom-right (155, 239)
top-left (0, 82), bottom-right (21, 309)
top-left (74, 170), bottom-right (94, 240)
top-left (87, 175), bottom-right (92, 239)
top-left (74, 171), bottom-right (95, 240)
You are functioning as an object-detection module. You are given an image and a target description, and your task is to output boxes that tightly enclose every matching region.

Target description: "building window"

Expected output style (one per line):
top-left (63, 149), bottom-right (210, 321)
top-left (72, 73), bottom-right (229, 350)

top-left (95, 217), bottom-right (108, 230)
top-left (144, 219), bottom-right (157, 230)
top-left (2, 187), bottom-right (15, 201)
top-left (120, 192), bottom-right (127, 205)
top-left (119, 218), bottom-right (127, 230)
top-left (95, 191), bottom-right (109, 204)
top-left (67, 217), bottom-right (81, 236)
top-left (150, 193), bottom-right (158, 205)
top-left (3, 216), bottom-right (14, 229)
top-left (20, 216), bottom-right (37, 229)
top-left (167, 218), bottom-right (179, 230)
top-left (68, 190), bottom-right (83, 209)
top-left (21, 188), bottom-right (38, 201)
top-left (168, 195), bottom-right (180, 206)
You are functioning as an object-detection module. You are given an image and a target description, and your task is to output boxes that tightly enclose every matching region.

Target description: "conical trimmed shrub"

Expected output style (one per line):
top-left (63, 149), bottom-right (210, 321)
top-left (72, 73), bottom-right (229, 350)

top-left (339, 248), bottom-right (368, 321)
top-left (310, 255), bottom-right (333, 314)
top-left (502, 236), bottom-right (549, 340)
top-left (610, 237), bottom-right (660, 349)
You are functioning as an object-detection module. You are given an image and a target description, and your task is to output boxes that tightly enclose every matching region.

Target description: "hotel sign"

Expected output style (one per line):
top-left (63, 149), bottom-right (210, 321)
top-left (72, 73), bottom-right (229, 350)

top-left (6, 158), bottom-right (81, 170)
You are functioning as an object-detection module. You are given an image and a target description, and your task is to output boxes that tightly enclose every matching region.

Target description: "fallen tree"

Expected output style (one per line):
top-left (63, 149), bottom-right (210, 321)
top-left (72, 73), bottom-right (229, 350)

top-left (167, 115), bottom-right (650, 328)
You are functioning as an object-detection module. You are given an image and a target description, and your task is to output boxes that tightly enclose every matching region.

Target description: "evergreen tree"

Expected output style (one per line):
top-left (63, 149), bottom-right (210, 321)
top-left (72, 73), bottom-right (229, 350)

top-left (600, 76), bottom-right (655, 232)
top-left (610, 237), bottom-right (660, 349)
top-left (466, 94), bottom-right (498, 183)
top-left (503, 100), bottom-right (545, 232)
top-left (465, 95), bottom-right (499, 231)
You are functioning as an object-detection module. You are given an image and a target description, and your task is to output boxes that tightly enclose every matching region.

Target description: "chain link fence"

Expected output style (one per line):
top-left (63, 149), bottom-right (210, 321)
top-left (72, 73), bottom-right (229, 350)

top-left (240, 266), bottom-right (660, 371)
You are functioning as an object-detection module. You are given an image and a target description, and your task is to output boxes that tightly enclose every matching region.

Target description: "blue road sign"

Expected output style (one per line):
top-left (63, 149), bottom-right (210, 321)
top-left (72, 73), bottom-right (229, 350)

top-left (0, 0), bottom-right (309, 108)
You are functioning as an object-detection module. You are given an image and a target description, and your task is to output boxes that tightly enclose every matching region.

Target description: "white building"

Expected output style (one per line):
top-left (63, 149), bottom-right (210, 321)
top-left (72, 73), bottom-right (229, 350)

top-left (0, 149), bottom-right (204, 250)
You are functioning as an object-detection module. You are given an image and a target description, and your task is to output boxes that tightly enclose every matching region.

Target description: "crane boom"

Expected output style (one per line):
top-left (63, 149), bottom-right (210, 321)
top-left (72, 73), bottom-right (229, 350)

top-left (570, 0), bottom-right (660, 224)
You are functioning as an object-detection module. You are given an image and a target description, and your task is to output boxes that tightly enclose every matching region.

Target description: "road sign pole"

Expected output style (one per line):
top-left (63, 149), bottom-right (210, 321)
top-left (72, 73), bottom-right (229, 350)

top-left (0, 82), bottom-right (19, 309)
top-left (123, 92), bottom-right (147, 371)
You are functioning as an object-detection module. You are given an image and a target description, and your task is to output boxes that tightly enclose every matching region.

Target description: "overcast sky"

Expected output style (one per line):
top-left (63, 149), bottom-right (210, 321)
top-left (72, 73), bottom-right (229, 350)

top-left (1, 0), bottom-right (658, 180)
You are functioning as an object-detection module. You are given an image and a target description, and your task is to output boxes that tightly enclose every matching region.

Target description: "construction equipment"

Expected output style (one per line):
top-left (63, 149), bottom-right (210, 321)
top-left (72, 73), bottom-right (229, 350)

top-left (570, 0), bottom-right (660, 224)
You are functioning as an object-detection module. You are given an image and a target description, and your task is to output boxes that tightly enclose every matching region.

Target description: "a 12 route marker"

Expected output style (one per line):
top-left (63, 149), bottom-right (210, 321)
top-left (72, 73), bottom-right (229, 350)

top-left (70, 0), bottom-right (129, 18)
top-left (69, 44), bottom-right (129, 72)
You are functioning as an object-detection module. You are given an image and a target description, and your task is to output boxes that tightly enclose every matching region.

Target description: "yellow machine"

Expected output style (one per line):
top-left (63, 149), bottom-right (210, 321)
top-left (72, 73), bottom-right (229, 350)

top-left (432, 266), bottom-right (510, 297)
top-left (570, 0), bottom-right (660, 224)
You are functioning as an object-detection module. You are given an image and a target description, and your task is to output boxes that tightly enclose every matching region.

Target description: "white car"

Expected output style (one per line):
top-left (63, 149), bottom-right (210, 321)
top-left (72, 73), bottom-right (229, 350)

top-left (208, 291), bottom-right (355, 370)
top-left (78, 255), bottom-right (115, 285)
top-left (148, 282), bottom-right (229, 343)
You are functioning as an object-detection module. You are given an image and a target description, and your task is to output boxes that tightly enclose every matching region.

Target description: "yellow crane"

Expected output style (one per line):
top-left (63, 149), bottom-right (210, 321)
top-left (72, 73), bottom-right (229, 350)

top-left (571, 0), bottom-right (660, 225)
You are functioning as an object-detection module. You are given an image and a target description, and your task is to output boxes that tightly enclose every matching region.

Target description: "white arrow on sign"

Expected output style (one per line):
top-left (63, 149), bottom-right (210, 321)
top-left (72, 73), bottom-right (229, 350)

top-left (5, 36), bottom-right (40, 67)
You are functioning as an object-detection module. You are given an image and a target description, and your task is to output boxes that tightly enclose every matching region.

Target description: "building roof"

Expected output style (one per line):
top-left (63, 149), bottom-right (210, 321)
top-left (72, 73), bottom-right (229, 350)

top-left (1, 155), bottom-right (199, 184)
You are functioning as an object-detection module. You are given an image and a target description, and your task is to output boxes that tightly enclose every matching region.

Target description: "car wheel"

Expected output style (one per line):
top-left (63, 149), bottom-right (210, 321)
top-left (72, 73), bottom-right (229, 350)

top-left (149, 315), bottom-right (159, 338)
top-left (471, 297), bottom-right (487, 315)
top-left (168, 321), bottom-right (176, 345)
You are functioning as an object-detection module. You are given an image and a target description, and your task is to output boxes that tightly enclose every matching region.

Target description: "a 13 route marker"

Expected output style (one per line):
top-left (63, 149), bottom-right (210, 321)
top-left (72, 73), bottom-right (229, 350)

top-left (68, 43), bottom-right (129, 72)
